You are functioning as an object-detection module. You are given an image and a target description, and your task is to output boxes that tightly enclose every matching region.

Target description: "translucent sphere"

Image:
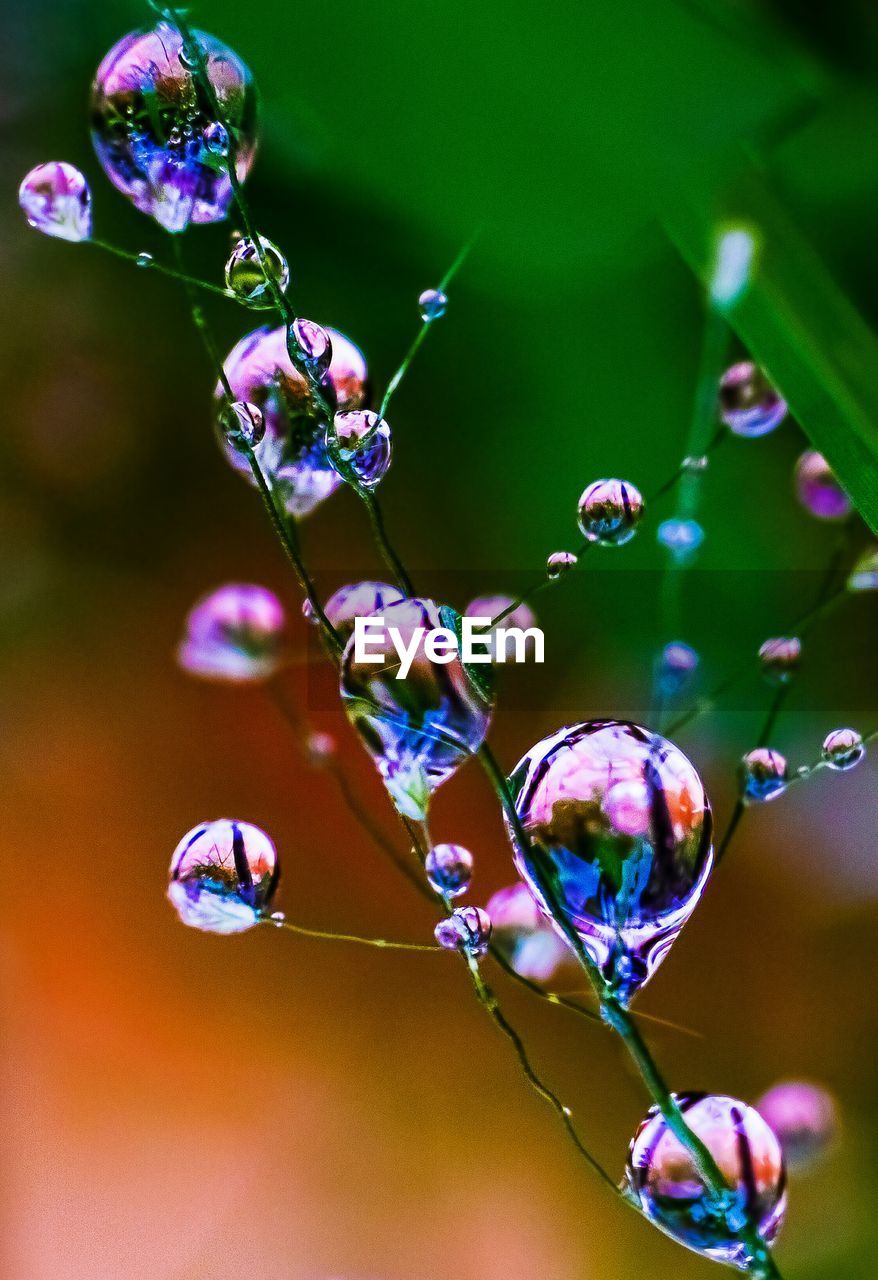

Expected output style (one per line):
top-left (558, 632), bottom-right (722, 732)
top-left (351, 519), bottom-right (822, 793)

top-left (168, 818), bottom-right (279, 933)
top-left (331, 410), bottom-right (392, 488)
top-left (821, 727), bottom-right (865, 771)
top-left (577, 479), bottom-right (644, 546)
top-left (324, 581), bottom-right (406, 644)
top-left (305, 730), bottom-right (336, 766)
top-left (225, 235), bottom-right (289, 307)
top-left (655, 641), bottom-right (699, 697)
top-left (19, 161), bottom-right (92, 242)
top-left (221, 400), bottom-right (265, 454)
top-left (340, 598), bottom-right (493, 819)
top-left (719, 362), bottom-right (787, 437)
top-left (418, 288), bottom-right (448, 321)
top-left (216, 324), bottom-right (369, 517)
top-left (627, 1093), bottom-right (787, 1269)
top-left (758, 636), bottom-right (801, 686)
top-left (486, 882), bottom-right (573, 982)
top-left (794, 450), bottom-right (852, 521)
top-left (755, 1081), bottom-right (838, 1172)
top-left (739, 748), bottom-right (788, 803)
top-left (657, 517), bottom-right (704, 559)
top-left (546, 550), bottom-right (578, 579)
top-left (506, 721), bottom-right (713, 1003)
top-left (177, 583), bottom-right (286, 682)
top-left (464, 595), bottom-right (539, 662)
top-left (425, 843), bottom-right (474, 898)
top-left (90, 22), bottom-right (258, 232)
top-left (289, 318), bottom-right (333, 377)
top-left (434, 906), bottom-right (492, 957)
top-left (847, 547), bottom-right (878, 591)
top-left (202, 121), bottom-right (230, 157)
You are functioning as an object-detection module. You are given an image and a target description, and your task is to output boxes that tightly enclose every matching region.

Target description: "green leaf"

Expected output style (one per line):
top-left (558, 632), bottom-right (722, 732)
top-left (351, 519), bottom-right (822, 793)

top-left (662, 148), bottom-right (878, 534)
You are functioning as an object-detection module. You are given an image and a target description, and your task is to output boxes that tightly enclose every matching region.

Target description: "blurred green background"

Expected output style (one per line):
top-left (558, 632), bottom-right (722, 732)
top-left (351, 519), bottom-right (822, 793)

top-left (4, 1), bottom-right (878, 1277)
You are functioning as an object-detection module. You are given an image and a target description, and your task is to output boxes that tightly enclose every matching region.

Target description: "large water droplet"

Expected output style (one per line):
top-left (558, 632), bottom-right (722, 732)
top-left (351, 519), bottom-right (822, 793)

top-left (505, 720), bottom-right (713, 1003)
top-left (225, 235), bottom-right (290, 307)
top-left (627, 1093), bottom-right (787, 1268)
top-left (216, 324), bottom-right (368, 517)
top-left (340, 598), bottom-right (493, 819)
top-left (168, 818), bottom-right (279, 933)
top-left (90, 22), bottom-right (257, 232)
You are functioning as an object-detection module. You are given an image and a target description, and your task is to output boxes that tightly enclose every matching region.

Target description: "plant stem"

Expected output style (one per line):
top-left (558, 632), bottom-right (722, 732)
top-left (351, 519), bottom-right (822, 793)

top-left (476, 742), bottom-right (784, 1279)
top-left (465, 954), bottom-right (624, 1198)
top-left (264, 915), bottom-right (443, 952)
top-left (90, 236), bottom-right (235, 296)
top-left (170, 237), bottom-right (343, 654)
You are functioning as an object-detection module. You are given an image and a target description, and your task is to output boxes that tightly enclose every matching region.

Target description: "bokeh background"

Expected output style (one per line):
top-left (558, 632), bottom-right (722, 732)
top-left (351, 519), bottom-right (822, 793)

top-left (4, 1), bottom-right (878, 1276)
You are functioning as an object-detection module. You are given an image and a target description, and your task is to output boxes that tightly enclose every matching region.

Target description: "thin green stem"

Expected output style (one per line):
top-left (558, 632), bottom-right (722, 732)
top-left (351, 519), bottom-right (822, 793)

top-left (170, 237), bottom-right (343, 654)
top-left (666, 585), bottom-right (848, 737)
top-left (465, 954), bottom-right (624, 1198)
top-left (89, 236), bottom-right (234, 298)
top-left (264, 914), bottom-right (443, 952)
top-left (377, 226), bottom-right (479, 420)
top-left (476, 742), bottom-right (784, 1279)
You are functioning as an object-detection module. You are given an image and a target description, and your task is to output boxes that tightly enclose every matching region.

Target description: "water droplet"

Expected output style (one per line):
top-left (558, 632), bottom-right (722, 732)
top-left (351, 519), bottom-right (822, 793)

top-left (135, 251), bottom-right (154, 268)
top-left (655, 641), bottom-right (699, 697)
top-left (794, 450), bottom-right (852, 521)
top-left (18, 162), bottom-right (92, 242)
top-left (225, 235), bottom-right (290, 308)
top-left (177, 583), bottom-right (286, 682)
top-left (464, 595), bottom-right (539, 661)
top-left (506, 721), bottom-right (713, 1003)
top-left (324, 581), bottom-right (407, 644)
top-left (485, 883), bottom-right (574, 982)
top-left (222, 400), bottom-right (265, 453)
top-left (330, 410), bottom-right (392, 488)
top-left (546, 550), bottom-right (578, 579)
top-left (755, 1081), bottom-right (838, 1172)
top-left (203, 120), bottom-right (230, 157)
top-left (216, 324), bottom-right (368, 516)
top-left (577, 479), bottom-right (644, 547)
top-left (178, 45), bottom-right (198, 71)
top-left (418, 288), bottom-right (448, 321)
top-left (340, 598), bottom-right (493, 819)
top-left (739, 748), bottom-right (788, 803)
top-left (90, 23), bottom-right (257, 232)
top-left (657, 518), bottom-right (704, 559)
top-left (757, 636), bottom-right (801, 686)
top-left (305, 730), bottom-right (337, 766)
top-left (682, 454), bottom-right (709, 473)
top-left (627, 1093), bottom-right (786, 1267)
top-left (719, 362), bottom-right (787, 437)
top-left (847, 546), bottom-right (878, 591)
top-left (434, 906), bottom-right (492, 957)
top-left (821, 727), bottom-right (864, 771)
top-left (425, 843), bottom-right (474, 898)
top-left (289, 317), bottom-right (333, 377)
top-left (168, 818), bottom-right (279, 933)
